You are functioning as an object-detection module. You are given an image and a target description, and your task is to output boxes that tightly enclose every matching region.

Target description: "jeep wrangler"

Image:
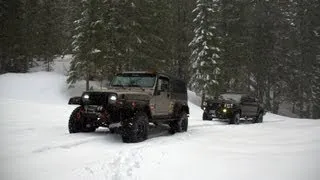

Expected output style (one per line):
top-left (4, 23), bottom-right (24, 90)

top-left (201, 93), bottom-right (265, 124)
top-left (68, 71), bottom-right (189, 143)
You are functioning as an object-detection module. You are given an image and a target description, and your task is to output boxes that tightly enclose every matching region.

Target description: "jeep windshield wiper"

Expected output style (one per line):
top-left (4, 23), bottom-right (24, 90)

top-left (112, 84), bottom-right (125, 89)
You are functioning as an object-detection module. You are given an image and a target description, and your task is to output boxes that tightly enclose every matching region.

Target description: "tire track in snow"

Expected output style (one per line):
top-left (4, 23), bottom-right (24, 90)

top-left (32, 137), bottom-right (102, 153)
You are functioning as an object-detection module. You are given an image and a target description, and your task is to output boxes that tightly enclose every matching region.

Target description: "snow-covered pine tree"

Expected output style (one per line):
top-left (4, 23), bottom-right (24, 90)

top-left (67, 0), bottom-right (105, 90)
top-left (288, 0), bottom-right (320, 118)
top-left (219, 0), bottom-right (252, 93)
top-left (189, 0), bottom-right (221, 98)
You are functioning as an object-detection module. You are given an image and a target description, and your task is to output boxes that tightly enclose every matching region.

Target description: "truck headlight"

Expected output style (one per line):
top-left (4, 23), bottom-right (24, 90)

top-left (83, 94), bottom-right (89, 99)
top-left (109, 94), bottom-right (117, 103)
top-left (82, 94), bottom-right (89, 102)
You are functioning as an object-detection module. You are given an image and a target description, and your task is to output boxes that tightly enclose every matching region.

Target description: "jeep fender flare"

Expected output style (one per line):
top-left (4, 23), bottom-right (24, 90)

top-left (173, 102), bottom-right (189, 117)
top-left (130, 100), bottom-right (152, 120)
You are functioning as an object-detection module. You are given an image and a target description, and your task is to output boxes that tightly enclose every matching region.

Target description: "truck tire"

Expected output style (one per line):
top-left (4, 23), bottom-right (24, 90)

top-left (202, 112), bottom-right (209, 120)
top-left (68, 106), bottom-right (96, 133)
top-left (122, 112), bottom-right (149, 143)
top-left (229, 112), bottom-right (240, 125)
top-left (253, 112), bottom-right (263, 123)
top-left (169, 111), bottom-right (188, 134)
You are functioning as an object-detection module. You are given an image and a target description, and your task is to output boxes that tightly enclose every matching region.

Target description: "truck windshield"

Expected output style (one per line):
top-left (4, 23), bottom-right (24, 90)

top-left (111, 73), bottom-right (156, 88)
top-left (218, 93), bottom-right (243, 102)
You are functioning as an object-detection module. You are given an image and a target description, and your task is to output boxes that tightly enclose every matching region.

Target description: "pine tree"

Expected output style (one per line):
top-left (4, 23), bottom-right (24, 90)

top-left (0, 0), bottom-right (29, 73)
top-left (67, 0), bottom-right (105, 90)
top-left (312, 58), bottom-right (320, 119)
top-left (219, 0), bottom-right (252, 93)
top-left (288, 0), bottom-right (320, 117)
top-left (189, 0), bottom-right (221, 98)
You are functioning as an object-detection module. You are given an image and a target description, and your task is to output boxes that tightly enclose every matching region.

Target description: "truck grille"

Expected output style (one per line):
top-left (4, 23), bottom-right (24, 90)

top-left (207, 103), bottom-right (220, 110)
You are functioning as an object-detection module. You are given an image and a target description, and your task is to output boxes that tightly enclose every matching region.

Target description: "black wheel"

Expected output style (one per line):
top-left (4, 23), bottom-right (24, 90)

top-left (202, 112), bottom-right (209, 120)
top-left (229, 112), bottom-right (240, 125)
top-left (68, 106), bottom-right (83, 133)
top-left (169, 111), bottom-right (188, 134)
top-left (121, 112), bottom-right (149, 143)
top-left (254, 112), bottom-right (263, 123)
top-left (68, 106), bottom-right (96, 133)
top-left (109, 128), bottom-right (116, 134)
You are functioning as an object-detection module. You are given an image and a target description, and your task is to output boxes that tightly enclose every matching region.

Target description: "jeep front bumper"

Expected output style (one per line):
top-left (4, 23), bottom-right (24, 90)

top-left (216, 108), bottom-right (234, 119)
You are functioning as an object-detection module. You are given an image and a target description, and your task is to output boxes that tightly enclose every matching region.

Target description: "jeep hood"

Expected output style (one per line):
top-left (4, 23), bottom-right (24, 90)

top-left (104, 88), bottom-right (154, 101)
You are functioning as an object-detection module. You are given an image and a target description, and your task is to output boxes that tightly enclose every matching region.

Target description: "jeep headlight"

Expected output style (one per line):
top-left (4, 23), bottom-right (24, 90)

top-left (108, 94), bottom-right (117, 104)
top-left (224, 104), bottom-right (233, 108)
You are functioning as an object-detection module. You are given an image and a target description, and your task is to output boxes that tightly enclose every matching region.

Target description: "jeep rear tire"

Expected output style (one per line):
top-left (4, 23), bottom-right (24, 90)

top-left (68, 106), bottom-right (96, 133)
top-left (122, 112), bottom-right (149, 143)
top-left (229, 112), bottom-right (240, 125)
top-left (169, 111), bottom-right (188, 134)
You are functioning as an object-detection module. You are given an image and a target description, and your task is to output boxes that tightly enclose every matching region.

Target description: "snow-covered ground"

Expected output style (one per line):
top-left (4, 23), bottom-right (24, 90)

top-left (1, 59), bottom-right (320, 180)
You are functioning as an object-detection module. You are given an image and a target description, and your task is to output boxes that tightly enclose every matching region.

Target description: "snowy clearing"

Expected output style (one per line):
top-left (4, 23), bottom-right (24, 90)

top-left (0, 64), bottom-right (320, 180)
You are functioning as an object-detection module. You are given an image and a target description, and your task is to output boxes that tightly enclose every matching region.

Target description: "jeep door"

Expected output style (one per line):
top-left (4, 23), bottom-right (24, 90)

top-left (240, 96), bottom-right (258, 117)
top-left (154, 76), bottom-right (170, 116)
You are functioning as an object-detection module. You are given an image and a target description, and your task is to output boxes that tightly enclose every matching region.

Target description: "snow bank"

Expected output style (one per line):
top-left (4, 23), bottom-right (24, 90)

top-left (1, 59), bottom-right (320, 180)
top-left (188, 90), bottom-right (202, 106)
top-left (0, 72), bottom-right (69, 104)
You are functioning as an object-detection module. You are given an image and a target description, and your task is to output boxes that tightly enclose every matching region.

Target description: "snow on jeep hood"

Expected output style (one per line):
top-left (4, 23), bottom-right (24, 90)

top-left (103, 87), bottom-right (153, 100)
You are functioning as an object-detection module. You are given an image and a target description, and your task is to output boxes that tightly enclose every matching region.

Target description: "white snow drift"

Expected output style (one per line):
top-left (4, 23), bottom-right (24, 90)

top-left (0, 60), bottom-right (319, 180)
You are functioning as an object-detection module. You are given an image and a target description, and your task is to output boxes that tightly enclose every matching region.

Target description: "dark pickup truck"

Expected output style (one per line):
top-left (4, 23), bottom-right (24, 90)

top-left (201, 93), bottom-right (265, 124)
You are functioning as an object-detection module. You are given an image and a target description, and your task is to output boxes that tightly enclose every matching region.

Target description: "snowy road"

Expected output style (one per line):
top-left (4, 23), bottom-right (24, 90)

top-left (1, 71), bottom-right (320, 180)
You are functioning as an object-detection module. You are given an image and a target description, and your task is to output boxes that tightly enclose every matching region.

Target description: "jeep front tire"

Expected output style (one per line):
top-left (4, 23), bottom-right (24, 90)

top-left (68, 106), bottom-right (96, 133)
top-left (121, 112), bottom-right (149, 143)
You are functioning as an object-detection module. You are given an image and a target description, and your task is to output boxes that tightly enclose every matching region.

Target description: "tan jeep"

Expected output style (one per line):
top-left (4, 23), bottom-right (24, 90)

top-left (68, 71), bottom-right (189, 143)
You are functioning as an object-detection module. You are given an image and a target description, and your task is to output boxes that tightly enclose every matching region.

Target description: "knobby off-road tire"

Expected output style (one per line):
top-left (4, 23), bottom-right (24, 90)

top-left (202, 112), bottom-right (210, 121)
top-left (253, 112), bottom-right (263, 123)
top-left (229, 112), bottom-right (240, 125)
top-left (121, 112), bottom-right (149, 143)
top-left (169, 111), bottom-right (188, 134)
top-left (68, 106), bottom-right (96, 133)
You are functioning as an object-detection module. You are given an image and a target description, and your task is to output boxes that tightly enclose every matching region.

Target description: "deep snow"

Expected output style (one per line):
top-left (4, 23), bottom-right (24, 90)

top-left (0, 59), bottom-right (320, 180)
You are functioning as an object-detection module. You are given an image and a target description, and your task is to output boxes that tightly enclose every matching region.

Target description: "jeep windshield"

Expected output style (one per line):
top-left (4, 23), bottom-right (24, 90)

top-left (111, 73), bottom-right (156, 88)
top-left (218, 93), bottom-right (243, 102)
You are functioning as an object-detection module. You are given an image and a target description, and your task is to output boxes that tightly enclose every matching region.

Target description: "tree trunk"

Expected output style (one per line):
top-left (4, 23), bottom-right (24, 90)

top-left (292, 102), bottom-right (296, 114)
top-left (86, 73), bottom-right (90, 91)
top-left (265, 83), bottom-right (271, 111)
top-left (46, 56), bottom-right (51, 72)
top-left (313, 105), bottom-right (320, 119)
top-left (201, 91), bottom-right (206, 109)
